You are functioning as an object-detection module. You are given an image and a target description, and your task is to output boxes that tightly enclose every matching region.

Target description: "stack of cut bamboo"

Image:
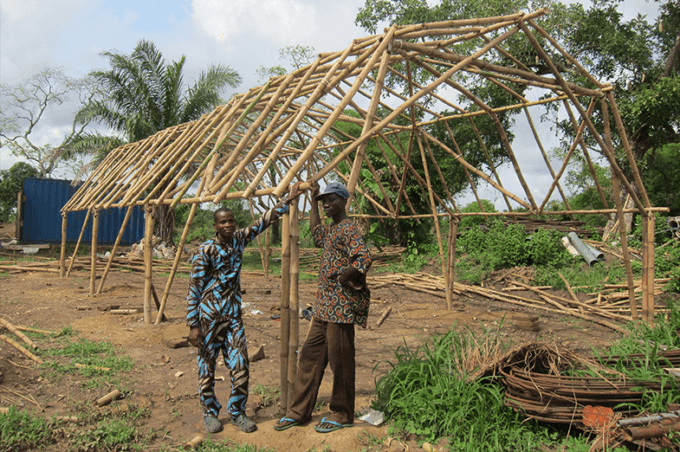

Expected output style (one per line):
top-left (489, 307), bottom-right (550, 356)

top-left (368, 272), bottom-right (671, 334)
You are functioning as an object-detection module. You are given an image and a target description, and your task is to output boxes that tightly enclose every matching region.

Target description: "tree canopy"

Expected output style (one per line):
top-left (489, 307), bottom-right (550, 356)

top-left (71, 39), bottom-right (243, 243)
top-left (355, 0), bottom-right (680, 215)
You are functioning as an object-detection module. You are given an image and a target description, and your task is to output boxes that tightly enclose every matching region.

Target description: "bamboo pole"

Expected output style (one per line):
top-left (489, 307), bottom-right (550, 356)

top-left (66, 209), bottom-right (91, 277)
top-left (97, 206), bottom-right (134, 295)
top-left (602, 100), bottom-right (638, 319)
top-left (143, 205), bottom-right (155, 325)
top-left (287, 202), bottom-right (300, 407)
top-left (415, 132), bottom-right (450, 309)
top-left (644, 214), bottom-right (656, 326)
top-left (447, 217), bottom-right (458, 305)
top-left (89, 209), bottom-right (99, 296)
top-left (563, 100), bottom-right (609, 210)
top-left (0, 317), bottom-right (38, 350)
top-left (276, 24), bottom-right (523, 196)
top-left (537, 99), bottom-right (597, 212)
top-left (279, 211), bottom-right (291, 413)
top-left (347, 27), bottom-right (396, 197)
top-left (518, 20), bottom-right (647, 216)
top-left (0, 334), bottom-right (43, 364)
top-left (59, 213), bottom-right (67, 278)
top-left (523, 108), bottom-right (573, 218)
top-left (230, 48), bottom-right (355, 201)
top-left (264, 228), bottom-right (271, 278)
top-left (170, 85), bottom-right (271, 209)
top-left (604, 91), bottom-right (651, 208)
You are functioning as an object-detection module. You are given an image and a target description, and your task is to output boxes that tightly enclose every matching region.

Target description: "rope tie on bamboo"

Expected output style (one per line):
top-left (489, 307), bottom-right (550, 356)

top-left (388, 40), bottom-right (404, 52)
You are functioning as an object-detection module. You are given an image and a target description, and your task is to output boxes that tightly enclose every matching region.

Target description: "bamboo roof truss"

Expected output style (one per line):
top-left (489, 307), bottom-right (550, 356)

top-left (61, 9), bottom-right (662, 326)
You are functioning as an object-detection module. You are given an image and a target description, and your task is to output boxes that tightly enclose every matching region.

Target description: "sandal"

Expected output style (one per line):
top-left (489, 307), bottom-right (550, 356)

top-left (274, 416), bottom-right (299, 431)
top-left (314, 416), bottom-right (353, 433)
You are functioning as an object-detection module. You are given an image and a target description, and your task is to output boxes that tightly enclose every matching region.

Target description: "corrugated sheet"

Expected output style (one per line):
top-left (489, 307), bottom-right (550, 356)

top-left (19, 178), bottom-right (145, 245)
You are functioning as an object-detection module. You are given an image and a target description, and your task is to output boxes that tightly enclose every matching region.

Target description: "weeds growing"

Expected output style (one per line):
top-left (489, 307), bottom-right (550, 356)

top-left (372, 325), bottom-right (556, 450)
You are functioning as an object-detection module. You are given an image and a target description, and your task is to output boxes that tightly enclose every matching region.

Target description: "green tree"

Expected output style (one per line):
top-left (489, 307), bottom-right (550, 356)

top-left (0, 162), bottom-right (39, 222)
top-left (256, 45), bottom-right (316, 82)
top-left (0, 68), bottom-right (97, 178)
top-left (74, 39), bottom-right (242, 244)
top-left (357, 0), bottom-right (680, 215)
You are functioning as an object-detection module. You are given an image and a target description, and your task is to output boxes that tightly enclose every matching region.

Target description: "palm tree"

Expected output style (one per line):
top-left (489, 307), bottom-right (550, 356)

top-left (74, 39), bottom-right (242, 244)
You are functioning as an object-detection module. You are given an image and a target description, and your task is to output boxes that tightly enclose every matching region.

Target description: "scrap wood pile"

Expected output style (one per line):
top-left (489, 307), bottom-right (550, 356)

top-left (493, 343), bottom-right (680, 451)
top-left (368, 272), bottom-right (672, 333)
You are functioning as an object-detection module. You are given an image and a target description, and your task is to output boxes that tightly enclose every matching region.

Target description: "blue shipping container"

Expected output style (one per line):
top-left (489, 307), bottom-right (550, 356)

top-left (19, 178), bottom-right (145, 245)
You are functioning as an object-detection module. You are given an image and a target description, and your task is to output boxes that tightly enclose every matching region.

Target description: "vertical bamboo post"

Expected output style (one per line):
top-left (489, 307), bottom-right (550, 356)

top-left (59, 213), bottom-right (68, 278)
top-left (249, 200), bottom-right (269, 279)
top-left (66, 209), bottom-right (91, 278)
top-left (415, 132), bottom-right (451, 309)
top-left (287, 202), bottom-right (300, 409)
top-left (89, 209), bottom-right (99, 296)
top-left (645, 214), bottom-right (656, 326)
top-left (641, 215), bottom-right (650, 324)
top-left (279, 211), bottom-right (291, 413)
top-left (447, 217), bottom-right (458, 304)
top-left (97, 206), bottom-right (134, 294)
top-left (143, 205), bottom-right (155, 325)
top-left (602, 100), bottom-right (638, 319)
top-left (264, 228), bottom-right (271, 279)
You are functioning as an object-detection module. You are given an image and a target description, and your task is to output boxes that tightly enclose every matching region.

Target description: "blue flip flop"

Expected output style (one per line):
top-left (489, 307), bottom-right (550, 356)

top-left (314, 416), bottom-right (353, 433)
top-left (274, 416), bottom-right (299, 431)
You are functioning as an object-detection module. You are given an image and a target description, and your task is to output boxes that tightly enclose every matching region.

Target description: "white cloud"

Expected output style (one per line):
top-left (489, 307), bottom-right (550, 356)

top-left (191, 0), bottom-right (319, 47)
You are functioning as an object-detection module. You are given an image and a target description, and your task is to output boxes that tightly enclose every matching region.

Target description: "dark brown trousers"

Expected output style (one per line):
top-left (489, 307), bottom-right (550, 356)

top-left (287, 318), bottom-right (356, 424)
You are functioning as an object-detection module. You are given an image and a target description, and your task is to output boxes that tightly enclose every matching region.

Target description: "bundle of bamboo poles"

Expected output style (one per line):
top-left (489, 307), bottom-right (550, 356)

top-left (369, 272), bottom-right (671, 334)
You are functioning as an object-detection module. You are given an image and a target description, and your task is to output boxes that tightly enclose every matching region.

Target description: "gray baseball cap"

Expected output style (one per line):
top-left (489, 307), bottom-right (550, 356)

top-left (315, 182), bottom-right (350, 200)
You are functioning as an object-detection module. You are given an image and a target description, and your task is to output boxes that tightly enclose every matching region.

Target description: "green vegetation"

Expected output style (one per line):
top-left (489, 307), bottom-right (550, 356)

top-left (373, 314), bottom-right (680, 451)
top-left (373, 326), bottom-right (561, 450)
top-left (38, 330), bottom-right (134, 389)
top-left (456, 218), bottom-right (572, 285)
top-left (0, 325), bottom-right (159, 452)
top-left (251, 384), bottom-right (279, 407)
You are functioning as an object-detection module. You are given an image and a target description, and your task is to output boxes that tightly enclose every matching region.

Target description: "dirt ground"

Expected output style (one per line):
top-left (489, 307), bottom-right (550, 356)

top-left (0, 242), bottom-right (625, 451)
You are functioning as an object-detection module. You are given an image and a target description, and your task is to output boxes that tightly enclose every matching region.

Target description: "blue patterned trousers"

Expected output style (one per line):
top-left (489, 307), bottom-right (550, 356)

top-left (197, 315), bottom-right (249, 419)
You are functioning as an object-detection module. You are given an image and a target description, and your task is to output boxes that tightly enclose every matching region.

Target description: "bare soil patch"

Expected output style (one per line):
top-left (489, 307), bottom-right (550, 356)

top-left (0, 245), bottom-right (624, 451)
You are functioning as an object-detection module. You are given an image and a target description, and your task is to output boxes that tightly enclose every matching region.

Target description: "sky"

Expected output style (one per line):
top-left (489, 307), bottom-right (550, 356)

top-left (0, 0), bottom-right (661, 205)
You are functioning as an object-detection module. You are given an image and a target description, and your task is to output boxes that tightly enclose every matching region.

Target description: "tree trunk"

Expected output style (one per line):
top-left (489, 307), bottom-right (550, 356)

top-left (154, 204), bottom-right (175, 246)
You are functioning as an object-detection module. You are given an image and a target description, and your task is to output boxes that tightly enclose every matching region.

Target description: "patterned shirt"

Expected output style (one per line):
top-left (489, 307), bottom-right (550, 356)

top-left (186, 202), bottom-right (288, 328)
top-left (312, 218), bottom-right (372, 328)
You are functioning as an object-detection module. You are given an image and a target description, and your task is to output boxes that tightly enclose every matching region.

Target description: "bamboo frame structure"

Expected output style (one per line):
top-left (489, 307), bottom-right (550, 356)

top-left (61, 6), bottom-right (660, 348)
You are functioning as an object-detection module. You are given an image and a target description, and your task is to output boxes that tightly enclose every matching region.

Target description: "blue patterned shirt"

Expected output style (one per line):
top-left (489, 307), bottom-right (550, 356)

top-left (186, 202), bottom-right (288, 328)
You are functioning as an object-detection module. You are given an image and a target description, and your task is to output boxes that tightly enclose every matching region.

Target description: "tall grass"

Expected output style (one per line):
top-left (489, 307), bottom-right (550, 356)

top-left (372, 326), bottom-right (554, 450)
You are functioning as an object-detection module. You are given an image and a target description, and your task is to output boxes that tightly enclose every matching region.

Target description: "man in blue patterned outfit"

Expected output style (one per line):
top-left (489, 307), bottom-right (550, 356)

top-left (187, 185), bottom-right (301, 434)
top-left (274, 181), bottom-right (372, 434)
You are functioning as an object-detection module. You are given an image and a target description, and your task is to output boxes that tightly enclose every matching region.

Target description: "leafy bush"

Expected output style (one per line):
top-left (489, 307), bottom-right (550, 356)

top-left (457, 219), bottom-right (569, 284)
top-left (459, 199), bottom-right (497, 230)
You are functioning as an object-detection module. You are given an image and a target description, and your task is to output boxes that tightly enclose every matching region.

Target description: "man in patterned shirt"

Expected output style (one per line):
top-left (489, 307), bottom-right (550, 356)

top-left (187, 185), bottom-right (301, 434)
top-left (274, 181), bottom-right (372, 434)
